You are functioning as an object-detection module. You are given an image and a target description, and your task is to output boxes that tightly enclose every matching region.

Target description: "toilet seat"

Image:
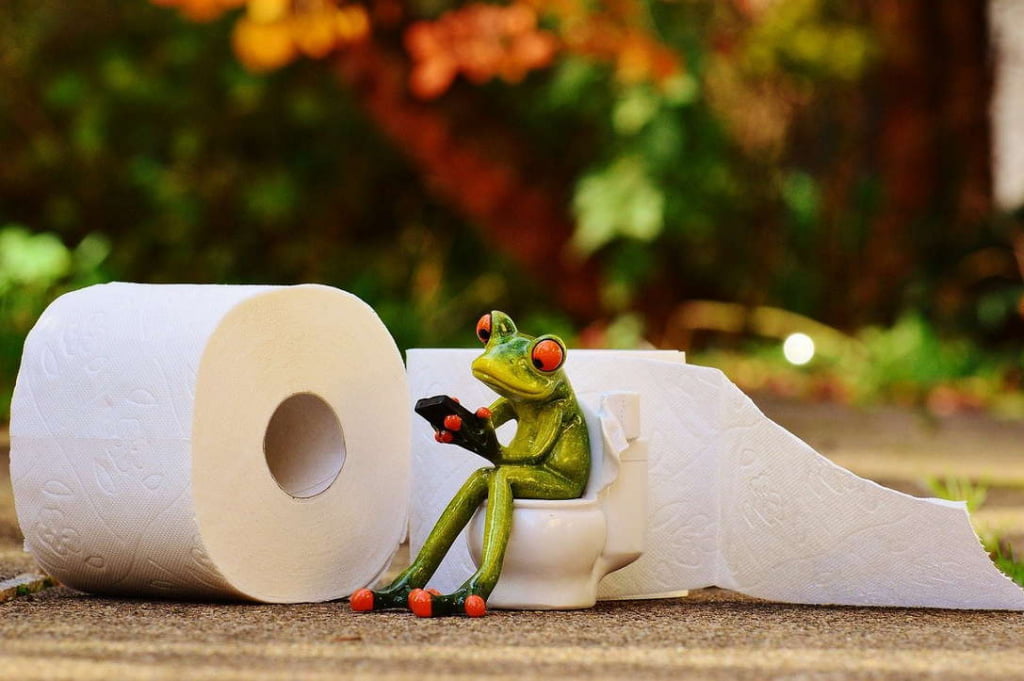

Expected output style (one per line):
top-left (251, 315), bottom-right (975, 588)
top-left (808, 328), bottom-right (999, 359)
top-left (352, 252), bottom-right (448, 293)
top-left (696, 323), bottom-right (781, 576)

top-left (468, 392), bottom-right (647, 609)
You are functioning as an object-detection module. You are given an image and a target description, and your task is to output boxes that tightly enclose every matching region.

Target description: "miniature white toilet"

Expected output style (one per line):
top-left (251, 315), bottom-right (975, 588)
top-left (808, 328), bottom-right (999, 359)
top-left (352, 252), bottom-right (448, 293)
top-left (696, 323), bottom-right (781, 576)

top-left (468, 391), bottom-right (648, 609)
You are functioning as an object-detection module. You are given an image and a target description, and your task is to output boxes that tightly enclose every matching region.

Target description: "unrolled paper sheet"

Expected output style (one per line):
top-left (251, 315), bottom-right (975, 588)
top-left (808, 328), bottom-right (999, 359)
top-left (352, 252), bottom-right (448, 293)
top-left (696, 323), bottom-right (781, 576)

top-left (408, 350), bottom-right (1024, 610)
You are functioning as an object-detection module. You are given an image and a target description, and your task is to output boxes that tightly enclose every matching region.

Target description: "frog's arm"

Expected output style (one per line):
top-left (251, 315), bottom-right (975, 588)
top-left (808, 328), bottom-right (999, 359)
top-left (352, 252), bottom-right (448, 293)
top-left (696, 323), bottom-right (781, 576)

top-left (494, 402), bottom-right (565, 466)
top-left (485, 397), bottom-right (515, 428)
top-left (453, 397), bottom-right (510, 464)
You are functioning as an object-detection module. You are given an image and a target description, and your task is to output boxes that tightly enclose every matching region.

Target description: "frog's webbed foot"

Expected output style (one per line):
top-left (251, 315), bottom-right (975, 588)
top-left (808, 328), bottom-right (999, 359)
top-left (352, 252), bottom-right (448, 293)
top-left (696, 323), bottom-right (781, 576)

top-left (408, 586), bottom-right (488, 618)
top-left (350, 580), bottom-right (433, 612)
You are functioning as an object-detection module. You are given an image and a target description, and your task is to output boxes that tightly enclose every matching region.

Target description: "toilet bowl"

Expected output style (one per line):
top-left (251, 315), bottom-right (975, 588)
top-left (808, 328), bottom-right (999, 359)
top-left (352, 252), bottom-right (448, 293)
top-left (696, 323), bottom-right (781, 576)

top-left (468, 392), bottom-right (648, 609)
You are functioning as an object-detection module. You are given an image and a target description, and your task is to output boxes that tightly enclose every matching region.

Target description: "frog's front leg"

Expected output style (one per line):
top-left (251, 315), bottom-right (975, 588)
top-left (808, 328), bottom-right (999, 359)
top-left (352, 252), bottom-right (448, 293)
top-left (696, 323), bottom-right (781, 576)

top-left (494, 402), bottom-right (564, 466)
top-left (466, 397), bottom-right (515, 463)
top-left (350, 468), bottom-right (491, 612)
top-left (408, 465), bottom-right (579, 618)
top-left (480, 397), bottom-right (514, 429)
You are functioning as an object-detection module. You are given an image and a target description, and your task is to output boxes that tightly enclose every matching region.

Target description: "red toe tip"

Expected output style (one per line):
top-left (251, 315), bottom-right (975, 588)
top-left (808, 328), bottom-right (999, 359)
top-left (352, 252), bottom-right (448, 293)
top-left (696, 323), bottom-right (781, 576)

top-left (409, 589), bottom-right (433, 618)
top-left (350, 588), bottom-right (374, 612)
top-left (464, 594), bottom-right (486, 617)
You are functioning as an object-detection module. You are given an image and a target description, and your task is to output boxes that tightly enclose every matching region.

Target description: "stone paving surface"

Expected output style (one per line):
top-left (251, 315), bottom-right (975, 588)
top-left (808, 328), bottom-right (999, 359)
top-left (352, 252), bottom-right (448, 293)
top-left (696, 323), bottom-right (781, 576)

top-left (3, 584), bottom-right (1024, 681)
top-left (1, 397), bottom-right (1023, 680)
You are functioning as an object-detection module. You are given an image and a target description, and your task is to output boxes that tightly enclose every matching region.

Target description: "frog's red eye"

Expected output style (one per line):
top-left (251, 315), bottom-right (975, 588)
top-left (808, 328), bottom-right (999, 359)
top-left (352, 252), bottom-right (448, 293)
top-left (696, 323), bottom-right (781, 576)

top-left (476, 314), bottom-right (492, 344)
top-left (531, 338), bottom-right (565, 372)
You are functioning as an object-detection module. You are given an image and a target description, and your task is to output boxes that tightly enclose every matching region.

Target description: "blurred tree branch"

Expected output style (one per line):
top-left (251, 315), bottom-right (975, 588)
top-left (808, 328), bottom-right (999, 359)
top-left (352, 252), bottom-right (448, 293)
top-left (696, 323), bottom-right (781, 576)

top-left (334, 40), bottom-right (607, 321)
top-left (855, 0), bottom-right (992, 324)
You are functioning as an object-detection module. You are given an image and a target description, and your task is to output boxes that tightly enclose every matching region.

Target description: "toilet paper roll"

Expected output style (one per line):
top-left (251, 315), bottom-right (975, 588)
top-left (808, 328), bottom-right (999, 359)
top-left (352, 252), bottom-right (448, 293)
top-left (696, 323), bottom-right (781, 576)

top-left (10, 283), bottom-right (409, 603)
top-left (408, 350), bottom-right (1024, 610)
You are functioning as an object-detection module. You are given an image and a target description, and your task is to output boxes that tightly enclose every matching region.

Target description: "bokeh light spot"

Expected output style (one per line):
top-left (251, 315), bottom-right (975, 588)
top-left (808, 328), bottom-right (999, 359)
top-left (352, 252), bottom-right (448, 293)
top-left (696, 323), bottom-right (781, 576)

top-left (783, 333), bottom-right (815, 366)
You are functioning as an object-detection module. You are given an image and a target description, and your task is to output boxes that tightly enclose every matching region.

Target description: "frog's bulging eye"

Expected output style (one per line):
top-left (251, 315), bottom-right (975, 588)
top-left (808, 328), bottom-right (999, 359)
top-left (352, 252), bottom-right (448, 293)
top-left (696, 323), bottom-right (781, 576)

top-left (531, 338), bottom-right (565, 372)
top-left (476, 314), bottom-right (492, 344)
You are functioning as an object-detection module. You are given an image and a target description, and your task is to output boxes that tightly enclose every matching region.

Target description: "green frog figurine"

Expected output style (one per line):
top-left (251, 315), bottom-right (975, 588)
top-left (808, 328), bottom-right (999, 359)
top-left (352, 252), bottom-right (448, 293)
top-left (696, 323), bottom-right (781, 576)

top-left (350, 311), bottom-right (591, 617)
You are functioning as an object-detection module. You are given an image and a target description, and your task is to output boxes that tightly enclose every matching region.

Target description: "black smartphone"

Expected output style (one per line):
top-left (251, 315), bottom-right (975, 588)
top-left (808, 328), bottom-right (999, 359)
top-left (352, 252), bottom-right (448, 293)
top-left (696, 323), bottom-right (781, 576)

top-left (414, 395), bottom-right (499, 460)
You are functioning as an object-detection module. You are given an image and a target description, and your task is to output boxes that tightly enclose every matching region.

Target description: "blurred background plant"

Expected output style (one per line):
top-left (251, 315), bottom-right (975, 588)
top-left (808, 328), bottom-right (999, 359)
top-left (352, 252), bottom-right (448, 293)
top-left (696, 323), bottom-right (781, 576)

top-left (0, 225), bottom-right (110, 415)
top-left (1, 0), bottom-right (1022, 421)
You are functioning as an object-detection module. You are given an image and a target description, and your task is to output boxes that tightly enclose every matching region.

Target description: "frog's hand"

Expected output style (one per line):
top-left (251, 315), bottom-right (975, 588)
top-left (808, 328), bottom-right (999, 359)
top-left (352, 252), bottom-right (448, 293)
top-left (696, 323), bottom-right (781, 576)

top-left (482, 398), bottom-right (514, 428)
top-left (416, 394), bottom-right (499, 459)
top-left (443, 398), bottom-right (506, 462)
top-left (436, 412), bottom-right (501, 461)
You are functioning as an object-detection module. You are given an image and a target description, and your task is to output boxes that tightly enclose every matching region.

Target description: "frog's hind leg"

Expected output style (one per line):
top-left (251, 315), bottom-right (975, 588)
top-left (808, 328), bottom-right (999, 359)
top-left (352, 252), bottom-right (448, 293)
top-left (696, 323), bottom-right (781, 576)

top-left (409, 466), bottom-right (577, 617)
top-left (351, 468), bottom-right (492, 611)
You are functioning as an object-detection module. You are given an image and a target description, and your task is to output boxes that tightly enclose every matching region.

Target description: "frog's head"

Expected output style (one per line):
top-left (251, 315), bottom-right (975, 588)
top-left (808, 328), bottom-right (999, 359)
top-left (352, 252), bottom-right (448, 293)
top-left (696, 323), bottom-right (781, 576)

top-left (470, 311), bottom-right (568, 402)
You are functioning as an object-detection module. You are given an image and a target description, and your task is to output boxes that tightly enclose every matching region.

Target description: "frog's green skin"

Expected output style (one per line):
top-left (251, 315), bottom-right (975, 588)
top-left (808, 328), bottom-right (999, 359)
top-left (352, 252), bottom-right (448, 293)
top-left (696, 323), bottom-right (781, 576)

top-left (363, 311), bottom-right (590, 617)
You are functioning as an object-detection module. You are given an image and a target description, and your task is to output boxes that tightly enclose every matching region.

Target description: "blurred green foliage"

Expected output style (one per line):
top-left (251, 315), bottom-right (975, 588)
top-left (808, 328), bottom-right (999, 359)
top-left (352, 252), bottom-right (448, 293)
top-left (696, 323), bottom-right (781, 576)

top-left (929, 482), bottom-right (1024, 588)
top-left (0, 225), bottom-right (110, 415)
top-left (0, 0), bottom-right (1021, 421)
top-left (988, 540), bottom-right (1024, 587)
top-left (926, 476), bottom-right (988, 514)
top-left (694, 310), bottom-right (1024, 418)
top-left (0, 0), bottom-right (574, 397)
top-left (554, 0), bottom-right (875, 316)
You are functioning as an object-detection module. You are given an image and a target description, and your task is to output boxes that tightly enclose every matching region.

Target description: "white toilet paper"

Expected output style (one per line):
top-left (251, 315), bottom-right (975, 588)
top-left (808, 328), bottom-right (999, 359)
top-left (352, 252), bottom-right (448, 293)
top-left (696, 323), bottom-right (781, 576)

top-left (408, 350), bottom-right (1024, 610)
top-left (10, 283), bottom-right (410, 603)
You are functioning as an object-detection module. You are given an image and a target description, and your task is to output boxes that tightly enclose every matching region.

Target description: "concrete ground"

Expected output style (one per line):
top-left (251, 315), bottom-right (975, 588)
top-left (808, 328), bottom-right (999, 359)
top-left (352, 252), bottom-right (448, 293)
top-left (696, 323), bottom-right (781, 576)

top-left (2, 397), bottom-right (1023, 680)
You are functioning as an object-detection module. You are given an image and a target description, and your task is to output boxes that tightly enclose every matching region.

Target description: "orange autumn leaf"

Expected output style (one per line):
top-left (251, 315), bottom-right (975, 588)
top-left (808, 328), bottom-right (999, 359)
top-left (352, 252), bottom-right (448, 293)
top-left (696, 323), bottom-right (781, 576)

top-left (404, 22), bottom-right (443, 60)
top-left (511, 31), bottom-right (557, 68)
top-left (410, 57), bottom-right (459, 99)
top-left (403, 2), bottom-right (559, 99)
top-left (153, 0), bottom-right (371, 71)
top-left (232, 16), bottom-right (297, 71)
top-left (502, 3), bottom-right (536, 34)
top-left (335, 5), bottom-right (371, 42)
top-left (247, 0), bottom-right (290, 23)
top-left (293, 9), bottom-right (340, 58)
